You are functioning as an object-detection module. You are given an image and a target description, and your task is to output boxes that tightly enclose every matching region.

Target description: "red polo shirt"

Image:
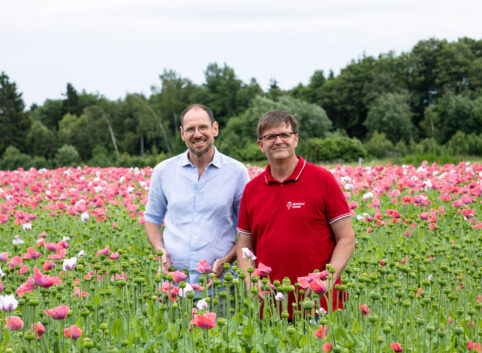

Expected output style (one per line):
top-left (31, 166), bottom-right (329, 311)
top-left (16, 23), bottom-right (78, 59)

top-left (237, 157), bottom-right (351, 314)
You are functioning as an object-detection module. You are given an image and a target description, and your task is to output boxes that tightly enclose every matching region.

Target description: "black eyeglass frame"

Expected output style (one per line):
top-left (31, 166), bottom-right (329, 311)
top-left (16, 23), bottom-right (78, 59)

top-left (260, 131), bottom-right (296, 142)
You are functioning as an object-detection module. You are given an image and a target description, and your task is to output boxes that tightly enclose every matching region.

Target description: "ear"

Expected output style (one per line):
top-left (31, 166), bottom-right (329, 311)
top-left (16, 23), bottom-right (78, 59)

top-left (257, 139), bottom-right (266, 154)
top-left (293, 133), bottom-right (299, 149)
top-left (180, 126), bottom-right (186, 142)
top-left (212, 121), bottom-right (219, 137)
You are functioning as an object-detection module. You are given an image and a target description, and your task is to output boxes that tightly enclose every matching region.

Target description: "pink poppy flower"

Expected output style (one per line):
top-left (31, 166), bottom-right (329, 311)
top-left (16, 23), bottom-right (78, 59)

top-left (297, 276), bottom-right (313, 289)
top-left (16, 278), bottom-right (36, 297)
top-left (19, 265), bottom-right (29, 275)
top-left (323, 342), bottom-right (332, 352)
top-left (309, 270), bottom-right (328, 281)
top-left (468, 341), bottom-right (481, 352)
top-left (5, 316), bottom-right (24, 330)
top-left (73, 287), bottom-right (88, 299)
top-left (48, 249), bottom-right (67, 260)
top-left (190, 312), bottom-right (216, 329)
top-left (45, 242), bottom-right (59, 252)
top-left (0, 252), bottom-right (8, 262)
top-left (359, 304), bottom-right (369, 316)
top-left (64, 324), bottom-right (82, 339)
top-left (196, 259), bottom-right (211, 274)
top-left (45, 305), bottom-right (70, 320)
top-left (314, 325), bottom-right (327, 339)
top-left (108, 252), bottom-right (120, 260)
top-left (33, 267), bottom-right (62, 288)
top-left (309, 279), bottom-right (327, 295)
top-left (7, 256), bottom-right (22, 269)
top-left (391, 343), bottom-right (403, 352)
top-left (253, 262), bottom-right (271, 277)
top-left (43, 260), bottom-right (56, 271)
top-left (191, 283), bottom-right (204, 291)
top-left (32, 322), bottom-right (46, 339)
top-left (96, 245), bottom-right (110, 256)
top-left (170, 271), bottom-right (187, 283)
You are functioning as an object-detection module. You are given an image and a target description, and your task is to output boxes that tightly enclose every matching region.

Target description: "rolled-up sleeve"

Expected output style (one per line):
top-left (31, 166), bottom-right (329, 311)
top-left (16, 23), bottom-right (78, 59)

top-left (145, 166), bottom-right (167, 225)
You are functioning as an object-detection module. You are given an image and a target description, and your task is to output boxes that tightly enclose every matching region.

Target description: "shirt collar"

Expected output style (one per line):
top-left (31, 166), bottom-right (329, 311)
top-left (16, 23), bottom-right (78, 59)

top-left (180, 147), bottom-right (221, 168)
top-left (264, 156), bottom-right (306, 184)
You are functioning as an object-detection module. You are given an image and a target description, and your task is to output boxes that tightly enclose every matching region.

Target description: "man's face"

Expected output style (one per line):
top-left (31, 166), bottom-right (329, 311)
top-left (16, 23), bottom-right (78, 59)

top-left (180, 108), bottom-right (218, 159)
top-left (257, 122), bottom-right (298, 163)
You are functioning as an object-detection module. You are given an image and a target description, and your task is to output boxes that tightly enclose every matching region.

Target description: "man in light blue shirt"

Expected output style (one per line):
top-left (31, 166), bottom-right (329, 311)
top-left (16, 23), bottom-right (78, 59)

top-left (145, 104), bottom-right (250, 285)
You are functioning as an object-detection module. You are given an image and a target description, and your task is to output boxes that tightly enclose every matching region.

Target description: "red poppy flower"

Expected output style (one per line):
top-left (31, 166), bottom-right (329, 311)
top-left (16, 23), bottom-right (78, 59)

top-left (190, 312), bottom-right (216, 329)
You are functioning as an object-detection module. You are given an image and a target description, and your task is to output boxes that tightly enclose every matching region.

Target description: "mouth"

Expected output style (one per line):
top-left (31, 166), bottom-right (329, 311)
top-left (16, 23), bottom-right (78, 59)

top-left (192, 139), bottom-right (207, 147)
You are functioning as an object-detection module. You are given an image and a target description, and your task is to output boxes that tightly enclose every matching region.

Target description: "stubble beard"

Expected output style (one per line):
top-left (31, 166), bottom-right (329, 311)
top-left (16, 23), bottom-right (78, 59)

top-left (189, 139), bottom-right (213, 159)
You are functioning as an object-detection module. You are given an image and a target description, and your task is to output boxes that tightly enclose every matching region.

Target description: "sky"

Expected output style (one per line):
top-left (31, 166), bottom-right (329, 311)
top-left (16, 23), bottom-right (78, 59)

top-left (1, 0), bottom-right (481, 107)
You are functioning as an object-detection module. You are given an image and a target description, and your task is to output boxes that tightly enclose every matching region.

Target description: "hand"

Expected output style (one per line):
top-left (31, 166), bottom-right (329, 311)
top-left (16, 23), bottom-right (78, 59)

top-left (159, 248), bottom-right (171, 274)
top-left (305, 279), bottom-right (329, 298)
top-left (206, 258), bottom-right (226, 288)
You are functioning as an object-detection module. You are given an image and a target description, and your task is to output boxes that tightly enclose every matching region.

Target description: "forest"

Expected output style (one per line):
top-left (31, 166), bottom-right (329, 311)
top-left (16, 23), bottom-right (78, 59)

top-left (1, 37), bottom-right (481, 169)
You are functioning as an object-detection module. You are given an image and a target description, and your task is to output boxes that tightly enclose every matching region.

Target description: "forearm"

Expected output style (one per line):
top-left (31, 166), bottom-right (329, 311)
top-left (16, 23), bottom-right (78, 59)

top-left (145, 222), bottom-right (165, 253)
top-left (327, 235), bottom-right (356, 282)
top-left (220, 243), bottom-right (237, 264)
top-left (328, 217), bottom-right (356, 282)
top-left (235, 233), bottom-right (254, 279)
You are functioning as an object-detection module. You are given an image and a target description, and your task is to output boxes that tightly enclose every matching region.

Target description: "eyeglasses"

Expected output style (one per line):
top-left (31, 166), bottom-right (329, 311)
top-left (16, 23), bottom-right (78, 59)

top-left (260, 132), bottom-right (296, 142)
top-left (183, 124), bottom-right (212, 137)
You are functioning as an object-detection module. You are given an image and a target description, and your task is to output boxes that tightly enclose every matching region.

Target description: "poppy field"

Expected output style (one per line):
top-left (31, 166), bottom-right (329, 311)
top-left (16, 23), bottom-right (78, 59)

top-left (0, 162), bottom-right (480, 353)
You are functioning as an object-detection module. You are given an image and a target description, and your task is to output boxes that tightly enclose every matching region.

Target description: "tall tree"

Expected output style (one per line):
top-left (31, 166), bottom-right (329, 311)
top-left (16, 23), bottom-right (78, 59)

top-left (189, 63), bottom-right (246, 127)
top-left (364, 92), bottom-right (414, 143)
top-left (150, 70), bottom-right (195, 135)
top-left (435, 94), bottom-right (482, 144)
top-left (62, 83), bottom-right (82, 116)
top-left (0, 72), bottom-right (31, 155)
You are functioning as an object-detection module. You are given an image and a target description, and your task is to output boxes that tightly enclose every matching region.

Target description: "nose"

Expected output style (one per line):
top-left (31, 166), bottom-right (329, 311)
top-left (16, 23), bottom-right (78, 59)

top-left (274, 135), bottom-right (284, 143)
top-left (193, 128), bottom-right (203, 138)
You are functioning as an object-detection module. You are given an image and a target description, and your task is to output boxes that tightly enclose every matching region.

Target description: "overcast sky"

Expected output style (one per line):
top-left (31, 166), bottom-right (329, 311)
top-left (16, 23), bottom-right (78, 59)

top-left (1, 0), bottom-right (481, 107)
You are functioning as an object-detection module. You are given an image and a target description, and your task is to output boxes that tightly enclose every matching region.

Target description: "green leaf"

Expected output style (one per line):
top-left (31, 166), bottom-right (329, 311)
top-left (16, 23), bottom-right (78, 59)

top-left (111, 317), bottom-right (123, 339)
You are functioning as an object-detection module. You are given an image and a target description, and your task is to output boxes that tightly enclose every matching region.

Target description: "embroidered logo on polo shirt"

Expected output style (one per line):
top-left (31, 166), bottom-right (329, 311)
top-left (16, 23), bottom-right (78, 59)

top-left (286, 201), bottom-right (305, 210)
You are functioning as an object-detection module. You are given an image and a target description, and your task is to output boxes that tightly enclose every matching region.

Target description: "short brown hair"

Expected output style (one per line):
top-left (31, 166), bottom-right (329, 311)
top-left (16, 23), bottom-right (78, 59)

top-left (180, 104), bottom-right (215, 127)
top-left (257, 110), bottom-right (298, 139)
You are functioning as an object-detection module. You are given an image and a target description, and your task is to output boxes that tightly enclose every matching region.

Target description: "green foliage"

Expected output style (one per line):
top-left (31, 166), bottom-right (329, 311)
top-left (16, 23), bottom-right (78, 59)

top-left (226, 143), bottom-right (266, 162)
top-left (62, 83), bottom-right (82, 116)
top-left (115, 152), bottom-right (167, 168)
top-left (434, 94), bottom-right (482, 144)
top-left (302, 136), bottom-right (366, 162)
top-left (189, 63), bottom-right (261, 128)
top-left (0, 72), bottom-right (31, 155)
top-left (54, 144), bottom-right (81, 167)
top-left (0, 146), bottom-right (32, 170)
top-left (218, 95), bottom-right (332, 158)
top-left (25, 120), bottom-right (57, 158)
top-left (150, 70), bottom-right (196, 135)
top-left (364, 92), bottom-right (414, 143)
top-left (364, 131), bottom-right (395, 158)
top-left (29, 99), bottom-right (63, 130)
top-left (446, 131), bottom-right (482, 156)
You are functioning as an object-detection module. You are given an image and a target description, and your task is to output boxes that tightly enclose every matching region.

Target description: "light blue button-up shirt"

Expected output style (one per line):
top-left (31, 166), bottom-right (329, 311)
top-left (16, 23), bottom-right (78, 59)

top-left (145, 147), bottom-right (250, 284)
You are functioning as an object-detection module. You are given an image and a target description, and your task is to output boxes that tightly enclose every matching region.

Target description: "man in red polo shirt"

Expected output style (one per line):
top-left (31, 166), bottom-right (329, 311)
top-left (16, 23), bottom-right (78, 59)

top-left (236, 109), bottom-right (355, 316)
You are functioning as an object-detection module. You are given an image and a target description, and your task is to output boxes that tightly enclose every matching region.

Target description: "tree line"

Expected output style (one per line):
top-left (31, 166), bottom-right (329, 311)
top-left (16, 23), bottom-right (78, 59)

top-left (1, 37), bottom-right (481, 169)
